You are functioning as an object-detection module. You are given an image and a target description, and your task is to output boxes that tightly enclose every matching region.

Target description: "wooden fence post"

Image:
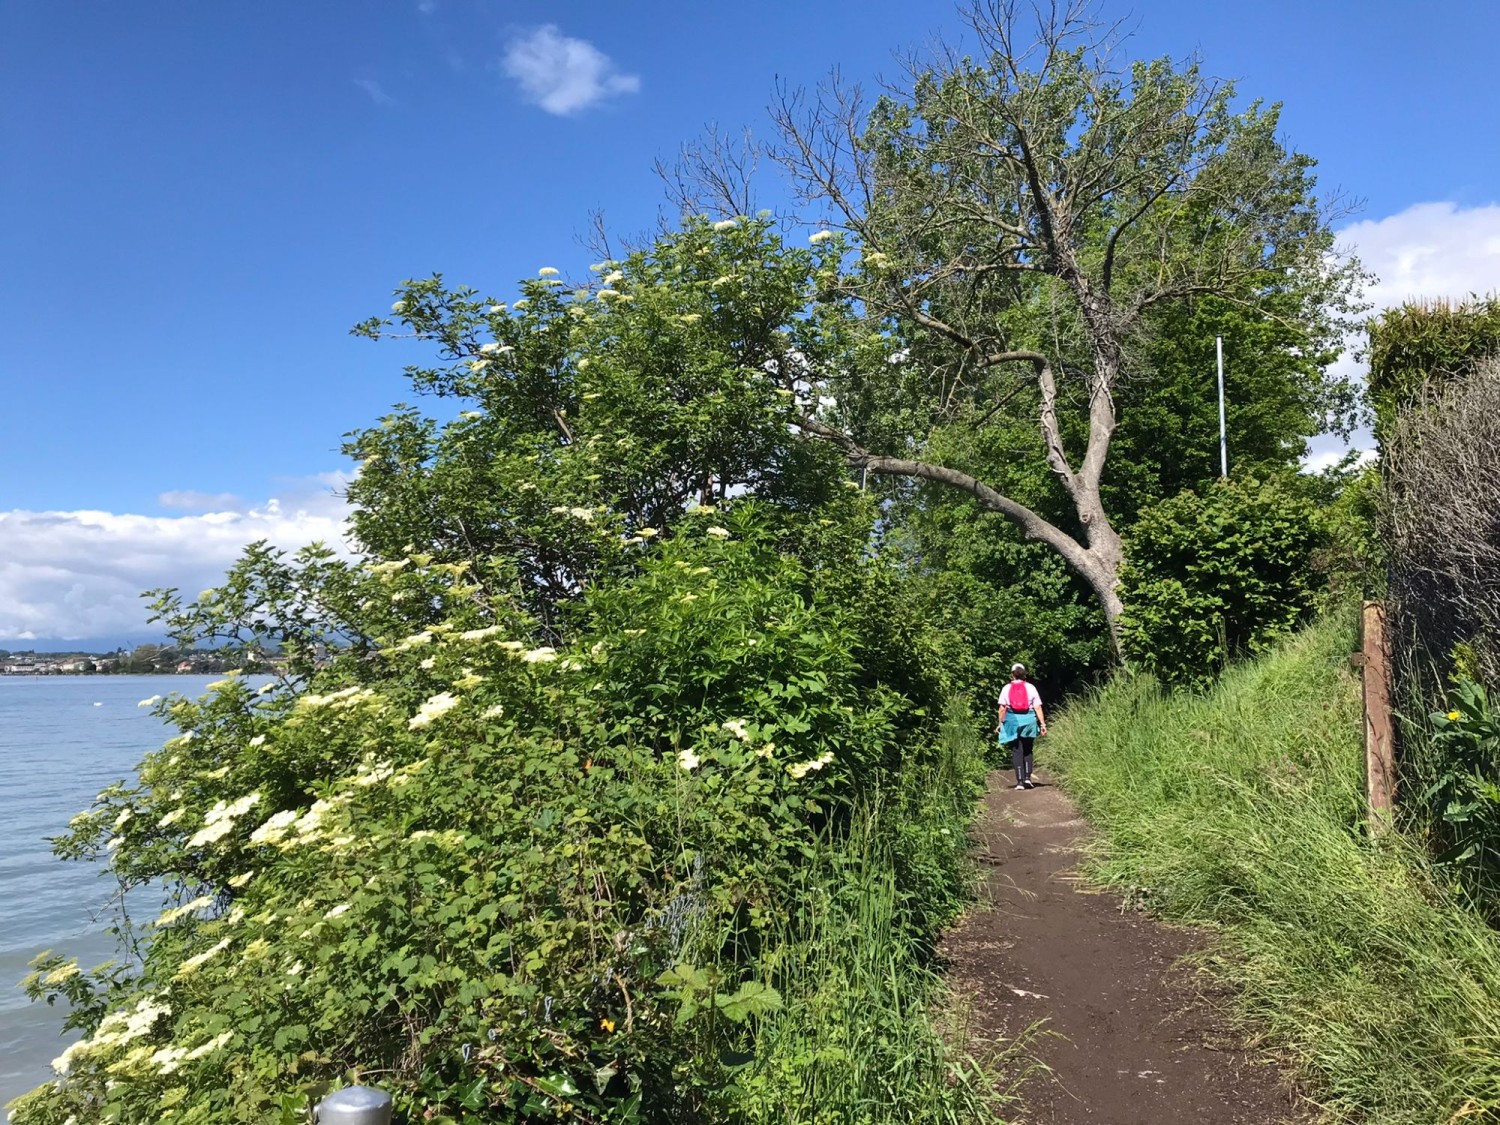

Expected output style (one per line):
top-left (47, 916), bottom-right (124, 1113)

top-left (1361, 600), bottom-right (1396, 832)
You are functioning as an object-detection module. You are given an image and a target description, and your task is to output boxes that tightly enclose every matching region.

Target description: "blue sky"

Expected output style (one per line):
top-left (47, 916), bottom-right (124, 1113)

top-left (3, 0), bottom-right (1498, 644)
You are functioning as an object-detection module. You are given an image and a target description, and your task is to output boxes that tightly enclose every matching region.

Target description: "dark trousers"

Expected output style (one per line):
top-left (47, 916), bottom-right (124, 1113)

top-left (1010, 736), bottom-right (1035, 784)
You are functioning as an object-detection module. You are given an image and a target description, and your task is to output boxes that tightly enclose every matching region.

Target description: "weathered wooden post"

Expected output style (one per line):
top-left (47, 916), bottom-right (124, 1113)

top-left (315, 1085), bottom-right (393, 1125)
top-left (1360, 600), bottom-right (1396, 832)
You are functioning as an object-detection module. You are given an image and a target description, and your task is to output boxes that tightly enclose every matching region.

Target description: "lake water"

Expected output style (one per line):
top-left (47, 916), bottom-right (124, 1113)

top-left (0, 674), bottom-right (237, 1110)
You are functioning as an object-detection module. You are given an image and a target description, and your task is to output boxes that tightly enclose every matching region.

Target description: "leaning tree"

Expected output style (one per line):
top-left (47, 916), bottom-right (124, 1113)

top-left (752, 0), bottom-right (1363, 651)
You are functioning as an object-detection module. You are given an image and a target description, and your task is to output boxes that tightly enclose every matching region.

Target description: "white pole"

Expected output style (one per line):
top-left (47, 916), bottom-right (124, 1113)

top-left (1216, 335), bottom-right (1227, 479)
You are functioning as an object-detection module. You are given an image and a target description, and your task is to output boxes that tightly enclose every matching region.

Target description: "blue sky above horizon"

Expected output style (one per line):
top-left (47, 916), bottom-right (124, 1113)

top-left (3, 0), bottom-right (1499, 645)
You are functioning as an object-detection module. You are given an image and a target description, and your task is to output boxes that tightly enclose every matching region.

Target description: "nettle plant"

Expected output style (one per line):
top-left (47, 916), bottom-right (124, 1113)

top-left (12, 506), bottom-right (935, 1125)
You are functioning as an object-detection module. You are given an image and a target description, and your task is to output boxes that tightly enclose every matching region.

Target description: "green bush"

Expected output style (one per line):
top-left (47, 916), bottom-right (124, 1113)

top-left (1118, 477), bottom-right (1321, 688)
top-left (1368, 296), bottom-right (1500, 442)
top-left (11, 512), bottom-right (989, 1125)
top-left (1408, 680), bottom-right (1500, 905)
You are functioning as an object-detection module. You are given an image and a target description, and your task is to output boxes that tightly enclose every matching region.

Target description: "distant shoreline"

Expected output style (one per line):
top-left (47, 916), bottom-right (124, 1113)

top-left (0, 669), bottom-right (238, 677)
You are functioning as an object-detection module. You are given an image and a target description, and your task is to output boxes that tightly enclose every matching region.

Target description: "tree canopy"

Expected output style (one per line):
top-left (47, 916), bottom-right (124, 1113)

top-left (752, 0), bottom-right (1364, 646)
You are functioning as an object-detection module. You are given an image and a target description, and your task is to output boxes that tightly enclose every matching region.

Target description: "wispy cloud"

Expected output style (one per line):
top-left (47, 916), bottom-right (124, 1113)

top-left (158, 490), bottom-right (246, 514)
top-left (501, 25), bottom-right (640, 116)
top-left (417, 0), bottom-right (437, 12)
top-left (354, 78), bottom-right (395, 106)
top-left (0, 475), bottom-right (354, 644)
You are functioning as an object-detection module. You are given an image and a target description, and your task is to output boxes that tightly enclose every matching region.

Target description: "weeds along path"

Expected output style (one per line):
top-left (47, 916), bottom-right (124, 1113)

top-left (942, 770), bottom-right (1299, 1125)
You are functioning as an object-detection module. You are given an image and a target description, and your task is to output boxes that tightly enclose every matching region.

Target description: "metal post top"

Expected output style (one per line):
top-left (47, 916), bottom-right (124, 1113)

top-left (316, 1085), bottom-right (393, 1125)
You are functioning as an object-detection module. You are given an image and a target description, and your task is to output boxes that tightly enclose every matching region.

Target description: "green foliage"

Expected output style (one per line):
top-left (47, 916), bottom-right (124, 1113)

top-left (838, 39), bottom-right (1364, 504)
top-left (1410, 681), bottom-right (1500, 903)
top-left (1105, 296), bottom-right (1357, 524)
top-left (1048, 614), bottom-right (1500, 1123)
top-left (1303, 458), bottom-right (1385, 604)
top-left (891, 508), bottom-right (1109, 703)
top-left (1118, 477), bottom-right (1322, 688)
top-left (11, 510), bottom-right (986, 1121)
top-left (343, 216), bottom-right (855, 628)
top-left (1368, 296), bottom-right (1500, 441)
top-left (730, 701), bottom-right (995, 1125)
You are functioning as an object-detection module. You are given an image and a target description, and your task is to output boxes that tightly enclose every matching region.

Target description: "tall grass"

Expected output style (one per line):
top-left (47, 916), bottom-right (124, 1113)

top-left (1048, 611), bottom-right (1500, 1123)
top-left (725, 699), bottom-right (1011, 1124)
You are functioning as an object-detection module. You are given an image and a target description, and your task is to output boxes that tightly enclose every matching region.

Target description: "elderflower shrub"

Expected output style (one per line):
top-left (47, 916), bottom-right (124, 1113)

top-left (13, 507), bottom-right (960, 1125)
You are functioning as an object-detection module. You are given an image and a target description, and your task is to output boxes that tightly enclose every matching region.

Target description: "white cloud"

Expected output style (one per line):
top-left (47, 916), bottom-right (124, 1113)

top-left (354, 78), bottom-right (395, 106)
top-left (1305, 200), bottom-right (1500, 467)
top-left (1341, 201), bottom-right (1500, 309)
top-left (501, 25), bottom-right (640, 116)
top-left (157, 490), bottom-right (246, 514)
top-left (0, 475), bottom-right (355, 644)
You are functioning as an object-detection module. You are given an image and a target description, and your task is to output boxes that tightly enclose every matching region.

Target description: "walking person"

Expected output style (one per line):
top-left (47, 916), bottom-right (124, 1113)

top-left (997, 663), bottom-right (1047, 790)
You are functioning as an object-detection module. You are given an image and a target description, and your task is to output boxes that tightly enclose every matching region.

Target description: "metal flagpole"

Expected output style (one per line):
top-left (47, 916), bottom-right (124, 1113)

top-left (1216, 335), bottom-right (1228, 479)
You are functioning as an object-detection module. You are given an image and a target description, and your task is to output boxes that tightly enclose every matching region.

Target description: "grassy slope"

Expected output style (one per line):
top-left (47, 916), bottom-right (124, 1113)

top-left (1048, 611), bottom-right (1500, 1123)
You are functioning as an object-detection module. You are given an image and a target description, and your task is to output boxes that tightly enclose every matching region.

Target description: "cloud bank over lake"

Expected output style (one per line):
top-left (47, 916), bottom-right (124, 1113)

top-left (0, 474), bottom-right (353, 646)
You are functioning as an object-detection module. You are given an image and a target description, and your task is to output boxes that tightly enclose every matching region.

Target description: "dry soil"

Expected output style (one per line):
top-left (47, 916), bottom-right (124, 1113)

top-left (941, 769), bottom-right (1303, 1124)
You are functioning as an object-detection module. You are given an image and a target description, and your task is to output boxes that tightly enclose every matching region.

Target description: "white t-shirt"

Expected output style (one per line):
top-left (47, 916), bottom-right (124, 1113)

top-left (998, 681), bottom-right (1042, 712)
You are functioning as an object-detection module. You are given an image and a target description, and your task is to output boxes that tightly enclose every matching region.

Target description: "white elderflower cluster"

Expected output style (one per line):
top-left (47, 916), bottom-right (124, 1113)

top-left (350, 759), bottom-right (394, 787)
top-left (248, 810), bottom-right (299, 846)
top-left (156, 806), bottom-right (186, 829)
top-left (809, 229), bottom-right (834, 243)
top-left (296, 685), bottom-right (378, 712)
top-left (787, 751), bottom-right (835, 780)
top-left (388, 630), bottom-right (435, 653)
top-left (42, 960), bottom-right (81, 986)
top-left (174, 937), bottom-right (232, 980)
top-left (186, 792), bottom-right (261, 847)
top-left (409, 691), bottom-right (461, 729)
top-left (183, 1030), bottom-right (232, 1063)
top-left (52, 994), bottom-right (172, 1074)
top-left (156, 895), bottom-right (216, 928)
top-left (721, 719), bottom-right (750, 741)
top-left (677, 749), bottom-right (702, 771)
top-left (248, 792), bottom-right (345, 850)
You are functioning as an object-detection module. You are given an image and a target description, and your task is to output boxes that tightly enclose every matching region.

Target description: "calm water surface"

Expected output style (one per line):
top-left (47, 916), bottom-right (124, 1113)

top-left (0, 675), bottom-right (248, 1109)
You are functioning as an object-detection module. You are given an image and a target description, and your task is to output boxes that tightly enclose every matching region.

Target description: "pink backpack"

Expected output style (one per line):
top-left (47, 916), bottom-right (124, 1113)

top-left (1006, 681), bottom-right (1031, 711)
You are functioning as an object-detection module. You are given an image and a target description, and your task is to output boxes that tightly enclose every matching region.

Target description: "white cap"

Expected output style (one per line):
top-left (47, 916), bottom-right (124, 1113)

top-left (1011, 663), bottom-right (1026, 674)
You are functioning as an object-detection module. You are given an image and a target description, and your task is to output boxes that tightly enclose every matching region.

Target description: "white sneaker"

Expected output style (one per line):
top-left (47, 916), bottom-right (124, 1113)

top-left (1013, 783), bottom-right (1026, 790)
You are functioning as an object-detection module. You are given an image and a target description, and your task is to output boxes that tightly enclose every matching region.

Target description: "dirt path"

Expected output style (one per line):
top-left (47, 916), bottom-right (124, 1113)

top-left (942, 769), bottom-right (1301, 1124)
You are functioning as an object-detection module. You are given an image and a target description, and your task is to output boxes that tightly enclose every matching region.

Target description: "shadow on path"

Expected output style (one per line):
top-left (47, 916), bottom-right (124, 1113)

top-left (941, 769), bottom-right (1302, 1124)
